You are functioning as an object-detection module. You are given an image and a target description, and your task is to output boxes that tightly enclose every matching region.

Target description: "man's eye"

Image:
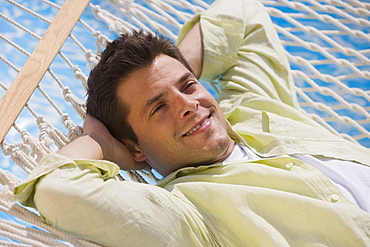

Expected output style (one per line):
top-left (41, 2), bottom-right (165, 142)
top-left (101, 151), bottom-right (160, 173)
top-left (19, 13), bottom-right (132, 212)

top-left (183, 81), bottom-right (196, 92)
top-left (152, 104), bottom-right (165, 115)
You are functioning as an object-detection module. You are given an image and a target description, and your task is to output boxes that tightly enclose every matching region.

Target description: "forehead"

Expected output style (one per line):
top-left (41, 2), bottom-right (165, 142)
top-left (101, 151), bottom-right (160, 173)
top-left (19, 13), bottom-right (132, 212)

top-left (116, 54), bottom-right (192, 113)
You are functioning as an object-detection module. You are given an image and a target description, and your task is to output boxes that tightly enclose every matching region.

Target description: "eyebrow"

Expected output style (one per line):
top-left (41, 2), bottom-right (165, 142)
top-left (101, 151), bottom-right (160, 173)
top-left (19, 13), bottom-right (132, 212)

top-left (143, 72), bottom-right (193, 114)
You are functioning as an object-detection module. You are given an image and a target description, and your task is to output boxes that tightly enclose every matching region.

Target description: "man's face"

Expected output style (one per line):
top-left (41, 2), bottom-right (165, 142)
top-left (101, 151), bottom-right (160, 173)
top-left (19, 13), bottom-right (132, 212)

top-left (118, 54), bottom-right (234, 176)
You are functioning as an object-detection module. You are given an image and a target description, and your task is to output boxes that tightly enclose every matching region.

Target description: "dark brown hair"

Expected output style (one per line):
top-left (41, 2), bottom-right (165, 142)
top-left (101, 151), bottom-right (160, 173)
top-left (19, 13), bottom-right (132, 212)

top-left (86, 30), bottom-right (193, 144)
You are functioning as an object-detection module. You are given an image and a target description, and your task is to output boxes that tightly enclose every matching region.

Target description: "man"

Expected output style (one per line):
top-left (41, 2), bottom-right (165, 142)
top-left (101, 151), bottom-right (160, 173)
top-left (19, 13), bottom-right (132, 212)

top-left (14, 0), bottom-right (370, 246)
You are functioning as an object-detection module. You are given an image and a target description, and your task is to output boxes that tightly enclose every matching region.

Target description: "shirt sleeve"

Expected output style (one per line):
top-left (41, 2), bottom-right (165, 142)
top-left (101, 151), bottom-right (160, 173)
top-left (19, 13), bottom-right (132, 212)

top-left (178, 0), bottom-right (299, 109)
top-left (13, 153), bottom-right (211, 246)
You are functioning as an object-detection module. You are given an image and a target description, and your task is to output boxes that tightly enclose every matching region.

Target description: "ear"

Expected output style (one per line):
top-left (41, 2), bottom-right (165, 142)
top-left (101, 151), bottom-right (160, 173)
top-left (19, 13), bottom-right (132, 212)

top-left (122, 139), bottom-right (147, 163)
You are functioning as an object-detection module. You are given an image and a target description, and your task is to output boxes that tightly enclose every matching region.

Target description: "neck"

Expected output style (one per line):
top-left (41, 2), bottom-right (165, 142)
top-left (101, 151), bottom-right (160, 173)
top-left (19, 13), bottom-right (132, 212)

top-left (212, 140), bottom-right (236, 164)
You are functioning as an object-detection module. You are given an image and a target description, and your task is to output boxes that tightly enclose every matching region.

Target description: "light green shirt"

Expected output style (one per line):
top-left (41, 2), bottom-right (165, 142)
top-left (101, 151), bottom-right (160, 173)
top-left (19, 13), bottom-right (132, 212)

top-left (178, 0), bottom-right (370, 165)
top-left (14, 0), bottom-right (370, 246)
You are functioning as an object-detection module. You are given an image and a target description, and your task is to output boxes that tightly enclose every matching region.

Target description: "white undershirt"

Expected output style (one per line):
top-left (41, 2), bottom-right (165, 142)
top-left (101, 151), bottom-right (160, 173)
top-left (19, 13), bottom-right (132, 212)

top-left (224, 143), bottom-right (370, 213)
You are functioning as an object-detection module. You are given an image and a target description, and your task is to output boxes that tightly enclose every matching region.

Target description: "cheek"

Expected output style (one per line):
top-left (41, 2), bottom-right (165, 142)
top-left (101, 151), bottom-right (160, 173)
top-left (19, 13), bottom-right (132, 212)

top-left (198, 90), bottom-right (218, 106)
top-left (138, 119), bottom-right (177, 165)
top-left (146, 116), bottom-right (175, 141)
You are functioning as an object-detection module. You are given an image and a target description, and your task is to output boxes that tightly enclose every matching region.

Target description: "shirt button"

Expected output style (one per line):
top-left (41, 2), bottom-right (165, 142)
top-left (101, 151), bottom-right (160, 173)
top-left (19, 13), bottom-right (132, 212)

top-left (331, 194), bottom-right (340, 202)
top-left (285, 162), bottom-right (294, 169)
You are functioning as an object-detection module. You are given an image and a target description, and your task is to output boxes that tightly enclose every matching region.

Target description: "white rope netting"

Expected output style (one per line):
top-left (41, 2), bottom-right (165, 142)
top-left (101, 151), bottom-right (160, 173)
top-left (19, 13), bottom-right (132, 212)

top-left (0, 0), bottom-right (369, 245)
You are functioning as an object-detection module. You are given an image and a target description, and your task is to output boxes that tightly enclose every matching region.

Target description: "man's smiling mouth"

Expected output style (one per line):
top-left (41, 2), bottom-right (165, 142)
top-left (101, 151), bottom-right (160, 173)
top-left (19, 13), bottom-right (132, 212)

top-left (183, 114), bottom-right (212, 137)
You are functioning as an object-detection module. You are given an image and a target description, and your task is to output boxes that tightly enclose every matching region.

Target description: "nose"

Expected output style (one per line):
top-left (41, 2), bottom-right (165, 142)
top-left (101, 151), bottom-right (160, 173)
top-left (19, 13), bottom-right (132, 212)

top-left (174, 93), bottom-right (199, 118)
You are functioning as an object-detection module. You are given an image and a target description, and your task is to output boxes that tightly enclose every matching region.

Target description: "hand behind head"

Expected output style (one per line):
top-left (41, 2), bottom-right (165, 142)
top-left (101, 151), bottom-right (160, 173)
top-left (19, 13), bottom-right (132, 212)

top-left (82, 114), bottom-right (151, 171)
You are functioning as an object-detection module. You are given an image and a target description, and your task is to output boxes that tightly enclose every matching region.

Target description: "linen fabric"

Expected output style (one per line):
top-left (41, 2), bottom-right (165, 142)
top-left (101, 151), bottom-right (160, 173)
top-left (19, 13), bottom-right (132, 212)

top-left (15, 0), bottom-right (370, 246)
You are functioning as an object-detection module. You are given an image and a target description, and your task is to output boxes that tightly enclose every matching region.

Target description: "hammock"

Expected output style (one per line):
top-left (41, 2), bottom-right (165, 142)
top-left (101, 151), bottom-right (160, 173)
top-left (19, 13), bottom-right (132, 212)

top-left (0, 0), bottom-right (369, 245)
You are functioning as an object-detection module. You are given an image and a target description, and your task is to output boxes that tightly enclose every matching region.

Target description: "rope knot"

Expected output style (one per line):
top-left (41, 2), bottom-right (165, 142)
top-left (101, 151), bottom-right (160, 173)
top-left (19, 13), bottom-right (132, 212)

top-left (85, 49), bottom-right (100, 69)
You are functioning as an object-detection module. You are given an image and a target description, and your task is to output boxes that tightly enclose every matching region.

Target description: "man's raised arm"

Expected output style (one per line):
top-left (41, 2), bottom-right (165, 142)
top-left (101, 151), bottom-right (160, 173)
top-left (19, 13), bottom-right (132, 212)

top-left (178, 0), bottom-right (299, 108)
top-left (14, 114), bottom-right (208, 246)
top-left (58, 114), bottom-right (149, 171)
top-left (177, 22), bottom-right (203, 78)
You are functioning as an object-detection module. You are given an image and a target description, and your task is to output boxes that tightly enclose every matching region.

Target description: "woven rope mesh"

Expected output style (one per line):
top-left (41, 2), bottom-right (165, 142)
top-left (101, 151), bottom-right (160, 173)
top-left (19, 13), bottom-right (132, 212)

top-left (0, 0), bottom-right (369, 245)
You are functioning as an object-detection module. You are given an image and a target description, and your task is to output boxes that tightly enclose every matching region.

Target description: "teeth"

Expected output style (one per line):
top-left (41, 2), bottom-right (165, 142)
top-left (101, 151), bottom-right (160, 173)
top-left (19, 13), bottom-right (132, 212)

top-left (184, 123), bottom-right (202, 136)
top-left (184, 116), bottom-right (210, 136)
